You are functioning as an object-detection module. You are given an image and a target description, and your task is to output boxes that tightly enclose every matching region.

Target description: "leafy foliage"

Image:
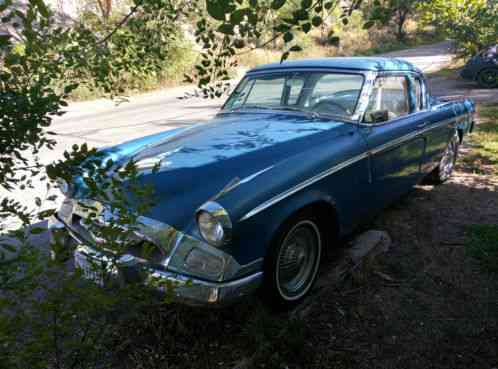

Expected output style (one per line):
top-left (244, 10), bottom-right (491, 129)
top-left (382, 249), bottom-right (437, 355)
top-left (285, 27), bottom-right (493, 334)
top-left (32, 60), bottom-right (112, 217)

top-left (186, 0), bottom-right (357, 97)
top-left (418, 0), bottom-right (498, 57)
top-left (365, 0), bottom-right (420, 41)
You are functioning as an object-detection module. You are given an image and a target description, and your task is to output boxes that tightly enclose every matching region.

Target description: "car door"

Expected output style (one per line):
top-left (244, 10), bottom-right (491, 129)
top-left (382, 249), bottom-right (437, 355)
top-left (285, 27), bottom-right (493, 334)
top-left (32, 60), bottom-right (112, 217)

top-left (360, 73), bottom-right (426, 208)
top-left (415, 76), bottom-right (458, 173)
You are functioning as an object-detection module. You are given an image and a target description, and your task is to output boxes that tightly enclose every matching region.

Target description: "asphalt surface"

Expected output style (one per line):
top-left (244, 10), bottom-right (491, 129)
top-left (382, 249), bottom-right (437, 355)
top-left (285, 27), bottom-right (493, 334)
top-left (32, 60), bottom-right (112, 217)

top-left (0, 41), bottom-right (459, 235)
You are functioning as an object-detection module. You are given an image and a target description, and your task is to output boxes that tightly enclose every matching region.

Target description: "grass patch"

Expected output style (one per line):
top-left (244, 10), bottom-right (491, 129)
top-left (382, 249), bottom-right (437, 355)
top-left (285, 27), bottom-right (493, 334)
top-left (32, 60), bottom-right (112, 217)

top-left (465, 104), bottom-right (498, 173)
top-left (241, 305), bottom-right (310, 368)
top-left (466, 224), bottom-right (498, 273)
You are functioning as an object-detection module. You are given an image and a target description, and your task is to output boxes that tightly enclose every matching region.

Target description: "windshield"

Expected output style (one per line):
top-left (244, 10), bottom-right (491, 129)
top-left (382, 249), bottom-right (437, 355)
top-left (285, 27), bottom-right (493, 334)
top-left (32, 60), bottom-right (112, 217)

top-left (223, 71), bottom-right (365, 120)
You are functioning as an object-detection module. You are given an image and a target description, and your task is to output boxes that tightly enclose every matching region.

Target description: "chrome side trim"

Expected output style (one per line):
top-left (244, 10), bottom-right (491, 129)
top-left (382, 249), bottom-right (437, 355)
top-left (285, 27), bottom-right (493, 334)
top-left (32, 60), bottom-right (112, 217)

top-left (239, 151), bottom-right (369, 221)
top-left (239, 117), bottom-right (456, 222)
top-left (370, 118), bottom-right (454, 155)
top-left (211, 165), bottom-right (276, 201)
top-left (369, 130), bottom-right (420, 155)
top-left (240, 165), bottom-right (275, 185)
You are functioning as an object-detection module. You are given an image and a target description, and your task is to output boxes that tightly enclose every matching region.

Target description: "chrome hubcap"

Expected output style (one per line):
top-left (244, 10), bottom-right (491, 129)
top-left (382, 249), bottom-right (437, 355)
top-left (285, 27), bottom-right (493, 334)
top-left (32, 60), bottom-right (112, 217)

top-left (440, 136), bottom-right (458, 180)
top-left (276, 221), bottom-right (321, 301)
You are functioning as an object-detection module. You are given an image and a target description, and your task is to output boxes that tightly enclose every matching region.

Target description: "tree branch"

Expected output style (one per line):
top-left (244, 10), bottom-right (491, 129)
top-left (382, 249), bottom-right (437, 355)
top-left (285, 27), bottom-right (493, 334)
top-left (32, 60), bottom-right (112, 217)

top-left (96, 4), bottom-right (140, 45)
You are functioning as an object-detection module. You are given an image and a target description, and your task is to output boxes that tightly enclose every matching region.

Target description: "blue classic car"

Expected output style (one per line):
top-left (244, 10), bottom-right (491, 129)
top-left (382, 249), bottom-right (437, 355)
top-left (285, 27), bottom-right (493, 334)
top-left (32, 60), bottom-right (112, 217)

top-left (51, 57), bottom-right (475, 308)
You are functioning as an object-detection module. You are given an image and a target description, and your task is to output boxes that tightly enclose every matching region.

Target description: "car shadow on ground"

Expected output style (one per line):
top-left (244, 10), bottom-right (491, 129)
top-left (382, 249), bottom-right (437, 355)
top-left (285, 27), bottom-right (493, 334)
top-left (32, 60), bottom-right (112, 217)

top-left (105, 165), bottom-right (497, 369)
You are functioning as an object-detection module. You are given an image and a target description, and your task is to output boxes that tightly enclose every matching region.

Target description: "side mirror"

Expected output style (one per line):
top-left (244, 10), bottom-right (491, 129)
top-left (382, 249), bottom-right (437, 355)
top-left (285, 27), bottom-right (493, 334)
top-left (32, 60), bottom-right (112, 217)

top-left (368, 109), bottom-right (389, 123)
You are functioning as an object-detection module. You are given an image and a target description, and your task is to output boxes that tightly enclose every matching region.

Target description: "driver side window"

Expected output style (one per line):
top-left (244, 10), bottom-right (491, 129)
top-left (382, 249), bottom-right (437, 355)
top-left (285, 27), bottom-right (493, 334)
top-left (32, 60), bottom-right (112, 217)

top-left (364, 75), bottom-right (410, 123)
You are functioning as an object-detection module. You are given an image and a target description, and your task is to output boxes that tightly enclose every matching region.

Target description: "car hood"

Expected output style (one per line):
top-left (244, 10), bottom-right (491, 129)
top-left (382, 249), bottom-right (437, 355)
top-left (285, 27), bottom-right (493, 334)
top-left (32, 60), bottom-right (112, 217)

top-left (91, 112), bottom-right (351, 231)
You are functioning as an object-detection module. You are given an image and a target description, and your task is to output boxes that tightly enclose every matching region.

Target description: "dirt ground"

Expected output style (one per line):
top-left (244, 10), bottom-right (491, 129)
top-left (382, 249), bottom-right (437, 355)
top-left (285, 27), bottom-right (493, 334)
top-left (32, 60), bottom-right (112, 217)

top-left (113, 76), bottom-right (498, 369)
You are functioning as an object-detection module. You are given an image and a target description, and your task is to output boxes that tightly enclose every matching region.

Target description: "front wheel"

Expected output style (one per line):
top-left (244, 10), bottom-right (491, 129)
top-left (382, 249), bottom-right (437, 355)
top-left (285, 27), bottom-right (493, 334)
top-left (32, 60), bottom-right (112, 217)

top-left (261, 212), bottom-right (323, 310)
top-left (427, 133), bottom-right (459, 185)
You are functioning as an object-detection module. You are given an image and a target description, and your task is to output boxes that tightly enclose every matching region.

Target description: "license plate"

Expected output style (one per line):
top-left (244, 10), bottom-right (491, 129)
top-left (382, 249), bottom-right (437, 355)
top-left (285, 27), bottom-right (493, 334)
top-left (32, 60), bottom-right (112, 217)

top-left (74, 250), bottom-right (105, 287)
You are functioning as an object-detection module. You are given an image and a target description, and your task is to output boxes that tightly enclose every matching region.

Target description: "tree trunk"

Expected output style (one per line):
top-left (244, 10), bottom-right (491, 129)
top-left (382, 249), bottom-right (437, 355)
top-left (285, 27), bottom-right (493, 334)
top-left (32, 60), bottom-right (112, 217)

top-left (96, 0), bottom-right (112, 20)
top-left (396, 9), bottom-right (407, 41)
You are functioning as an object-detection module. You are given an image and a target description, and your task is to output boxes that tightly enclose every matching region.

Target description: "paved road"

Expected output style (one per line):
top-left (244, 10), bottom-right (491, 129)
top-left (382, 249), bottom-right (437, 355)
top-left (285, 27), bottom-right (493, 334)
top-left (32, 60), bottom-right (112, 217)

top-left (0, 41), bottom-right (458, 231)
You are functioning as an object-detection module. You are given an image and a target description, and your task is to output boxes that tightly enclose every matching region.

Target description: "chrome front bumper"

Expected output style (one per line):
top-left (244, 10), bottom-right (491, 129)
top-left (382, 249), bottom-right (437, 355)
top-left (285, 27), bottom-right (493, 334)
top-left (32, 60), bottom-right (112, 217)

top-left (49, 204), bottom-right (263, 306)
top-left (73, 244), bottom-right (263, 306)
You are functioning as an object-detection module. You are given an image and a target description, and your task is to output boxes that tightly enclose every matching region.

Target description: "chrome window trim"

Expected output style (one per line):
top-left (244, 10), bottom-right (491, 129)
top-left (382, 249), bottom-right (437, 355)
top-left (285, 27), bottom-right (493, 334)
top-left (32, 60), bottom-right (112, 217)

top-left (240, 117), bottom-right (455, 222)
top-left (357, 70), bottom-right (431, 127)
top-left (222, 68), bottom-right (369, 121)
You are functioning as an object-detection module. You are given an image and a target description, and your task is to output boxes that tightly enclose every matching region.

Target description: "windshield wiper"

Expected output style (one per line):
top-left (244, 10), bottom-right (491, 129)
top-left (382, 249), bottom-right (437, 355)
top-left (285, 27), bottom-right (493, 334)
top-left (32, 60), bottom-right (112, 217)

top-left (230, 104), bottom-right (273, 111)
top-left (277, 106), bottom-right (323, 119)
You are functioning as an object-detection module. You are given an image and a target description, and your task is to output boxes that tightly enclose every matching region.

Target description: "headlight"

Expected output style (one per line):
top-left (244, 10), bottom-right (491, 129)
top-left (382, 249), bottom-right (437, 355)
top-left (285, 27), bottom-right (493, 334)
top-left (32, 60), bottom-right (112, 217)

top-left (196, 201), bottom-right (232, 247)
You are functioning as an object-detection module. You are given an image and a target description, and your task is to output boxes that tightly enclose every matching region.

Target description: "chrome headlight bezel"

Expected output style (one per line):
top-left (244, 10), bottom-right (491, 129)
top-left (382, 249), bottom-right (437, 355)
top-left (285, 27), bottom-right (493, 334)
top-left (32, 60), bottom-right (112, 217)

top-left (196, 201), bottom-right (232, 247)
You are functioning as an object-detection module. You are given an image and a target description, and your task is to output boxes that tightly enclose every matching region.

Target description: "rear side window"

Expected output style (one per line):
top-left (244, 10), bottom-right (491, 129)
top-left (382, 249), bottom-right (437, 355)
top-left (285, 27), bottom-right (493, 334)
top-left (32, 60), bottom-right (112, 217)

top-left (364, 75), bottom-right (410, 122)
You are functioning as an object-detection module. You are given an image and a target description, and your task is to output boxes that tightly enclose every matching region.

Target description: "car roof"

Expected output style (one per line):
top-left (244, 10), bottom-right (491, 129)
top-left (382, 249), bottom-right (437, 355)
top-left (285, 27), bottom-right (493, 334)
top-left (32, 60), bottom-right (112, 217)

top-left (247, 57), bottom-right (421, 74)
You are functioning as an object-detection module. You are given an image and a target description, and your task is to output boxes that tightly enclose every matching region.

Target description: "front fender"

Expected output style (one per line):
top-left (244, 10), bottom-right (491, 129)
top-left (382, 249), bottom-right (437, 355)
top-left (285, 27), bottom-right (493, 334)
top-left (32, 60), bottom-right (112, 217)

top-left (232, 189), bottom-right (341, 265)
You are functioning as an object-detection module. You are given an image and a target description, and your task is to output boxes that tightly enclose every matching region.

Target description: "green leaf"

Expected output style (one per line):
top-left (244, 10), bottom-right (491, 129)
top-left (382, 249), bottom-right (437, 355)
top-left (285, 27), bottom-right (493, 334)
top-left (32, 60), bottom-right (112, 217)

top-left (302, 0), bottom-right (312, 8)
top-left (230, 9), bottom-right (246, 24)
top-left (301, 22), bottom-right (311, 33)
top-left (217, 23), bottom-right (234, 35)
top-left (207, 0), bottom-right (230, 21)
top-left (233, 39), bottom-right (245, 48)
top-left (289, 45), bottom-right (302, 52)
top-left (283, 32), bottom-right (294, 43)
top-left (32, 0), bottom-right (50, 18)
top-left (275, 24), bottom-right (290, 33)
top-left (30, 227), bottom-right (46, 235)
top-left (311, 16), bottom-right (322, 27)
top-left (328, 36), bottom-right (340, 46)
top-left (280, 51), bottom-right (290, 63)
top-left (293, 9), bottom-right (308, 21)
top-left (271, 0), bottom-right (286, 10)
top-left (0, 34), bottom-right (10, 47)
top-left (363, 20), bottom-right (375, 29)
top-left (0, 243), bottom-right (17, 253)
top-left (324, 1), bottom-right (334, 10)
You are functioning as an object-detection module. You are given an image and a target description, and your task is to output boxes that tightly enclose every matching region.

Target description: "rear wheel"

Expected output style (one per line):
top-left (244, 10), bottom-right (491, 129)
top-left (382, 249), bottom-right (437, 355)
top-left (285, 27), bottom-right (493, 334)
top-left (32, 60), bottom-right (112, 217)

top-left (477, 68), bottom-right (498, 88)
top-left (262, 212), bottom-right (323, 310)
top-left (426, 133), bottom-right (459, 185)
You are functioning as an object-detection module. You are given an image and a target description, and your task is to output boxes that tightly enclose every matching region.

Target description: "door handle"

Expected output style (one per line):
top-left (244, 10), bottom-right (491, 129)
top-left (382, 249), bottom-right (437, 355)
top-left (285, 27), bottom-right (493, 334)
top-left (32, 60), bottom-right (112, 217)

top-left (417, 122), bottom-right (428, 129)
